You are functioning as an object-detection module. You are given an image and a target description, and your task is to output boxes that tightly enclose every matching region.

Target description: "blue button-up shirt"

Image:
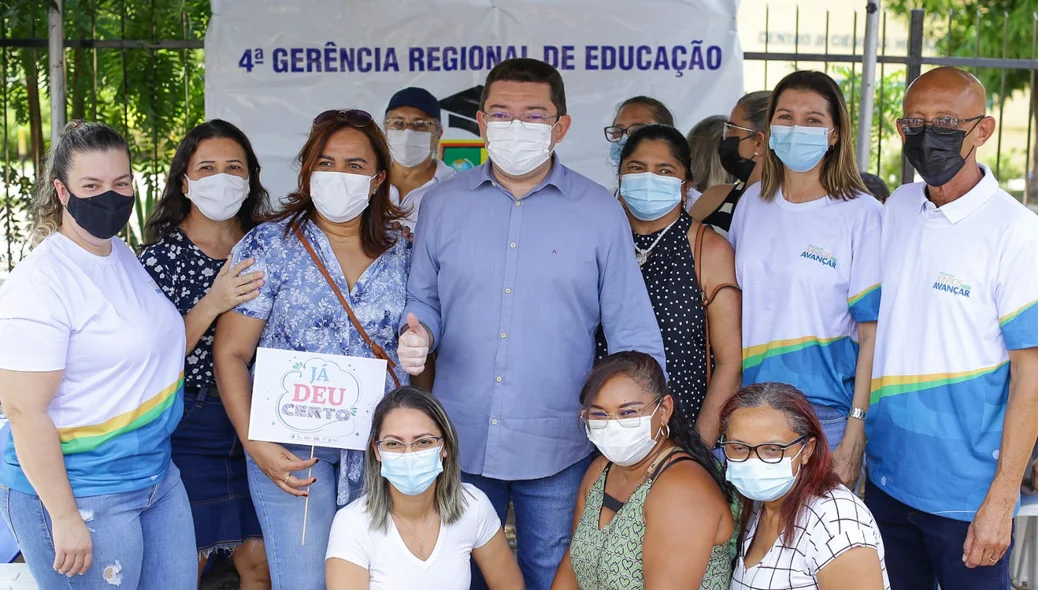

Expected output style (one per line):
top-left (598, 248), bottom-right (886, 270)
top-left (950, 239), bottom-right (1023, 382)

top-left (404, 158), bottom-right (666, 480)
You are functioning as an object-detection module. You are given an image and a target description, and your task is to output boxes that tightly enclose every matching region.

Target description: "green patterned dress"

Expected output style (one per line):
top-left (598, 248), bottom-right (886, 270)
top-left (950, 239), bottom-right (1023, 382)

top-left (569, 461), bottom-right (732, 590)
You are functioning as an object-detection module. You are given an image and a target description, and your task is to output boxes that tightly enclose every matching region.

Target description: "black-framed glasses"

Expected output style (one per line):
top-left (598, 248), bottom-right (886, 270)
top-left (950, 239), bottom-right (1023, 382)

top-left (722, 121), bottom-right (758, 140)
top-left (313, 109), bottom-right (374, 128)
top-left (719, 435), bottom-right (807, 464)
top-left (384, 118), bottom-right (439, 133)
top-left (604, 123), bottom-right (647, 143)
top-left (376, 436), bottom-right (443, 453)
top-left (896, 115), bottom-right (984, 136)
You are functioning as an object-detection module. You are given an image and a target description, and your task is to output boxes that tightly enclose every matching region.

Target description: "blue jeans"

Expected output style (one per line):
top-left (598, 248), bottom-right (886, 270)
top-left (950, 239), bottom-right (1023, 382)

top-left (865, 479), bottom-right (1012, 590)
top-left (813, 404), bottom-right (847, 451)
top-left (464, 454), bottom-right (593, 590)
top-left (246, 443), bottom-right (340, 590)
top-left (0, 464), bottom-right (196, 589)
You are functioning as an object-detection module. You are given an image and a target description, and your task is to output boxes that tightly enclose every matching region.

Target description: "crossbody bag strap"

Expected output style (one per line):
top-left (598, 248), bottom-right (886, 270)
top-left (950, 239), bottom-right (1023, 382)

top-left (694, 223), bottom-right (741, 385)
top-left (291, 222), bottom-right (402, 389)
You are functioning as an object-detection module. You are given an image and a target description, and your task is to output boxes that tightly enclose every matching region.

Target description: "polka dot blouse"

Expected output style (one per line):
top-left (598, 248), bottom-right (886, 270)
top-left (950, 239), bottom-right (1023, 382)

top-left (596, 211), bottom-right (710, 426)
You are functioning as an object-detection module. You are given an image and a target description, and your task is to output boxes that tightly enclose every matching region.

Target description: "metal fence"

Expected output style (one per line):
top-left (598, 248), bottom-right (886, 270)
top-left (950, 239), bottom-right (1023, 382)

top-left (2, 3), bottom-right (1038, 273)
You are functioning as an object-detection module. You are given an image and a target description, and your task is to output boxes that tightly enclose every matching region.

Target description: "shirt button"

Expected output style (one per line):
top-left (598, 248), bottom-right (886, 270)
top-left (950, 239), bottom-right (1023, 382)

top-left (491, 419), bottom-right (499, 425)
top-left (500, 333), bottom-right (507, 339)
top-left (515, 201), bottom-right (522, 207)
top-left (510, 242), bottom-right (517, 248)
top-left (505, 288), bottom-right (512, 294)
top-left (496, 376), bottom-right (503, 382)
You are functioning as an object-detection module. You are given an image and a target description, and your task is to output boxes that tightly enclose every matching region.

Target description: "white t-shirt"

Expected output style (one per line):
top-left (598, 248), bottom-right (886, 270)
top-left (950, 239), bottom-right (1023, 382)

top-left (866, 165), bottom-right (1038, 520)
top-left (326, 483), bottom-right (500, 590)
top-left (732, 485), bottom-right (891, 590)
top-left (728, 185), bottom-right (882, 412)
top-left (390, 159), bottom-right (456, 229)
top-left (0, 234), bottom-right (185, 497)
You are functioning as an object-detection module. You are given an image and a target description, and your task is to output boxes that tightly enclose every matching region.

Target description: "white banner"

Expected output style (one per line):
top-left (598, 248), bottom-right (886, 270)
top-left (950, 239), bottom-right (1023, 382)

top-left (205, 0), bottom-right (744, 199)
top-left (248, 348), bottom-right (388, 450)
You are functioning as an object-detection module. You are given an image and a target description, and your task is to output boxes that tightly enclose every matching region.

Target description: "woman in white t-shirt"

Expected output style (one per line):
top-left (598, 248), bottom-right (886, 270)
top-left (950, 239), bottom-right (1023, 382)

top-left (0, 121), bottom-right (196, 588)
top-left (326, 387), bottom-right (523, 590)
top-left (720, 382), bottom-right (889, 590)
top-left (727, 71), bottom-right (882, 488)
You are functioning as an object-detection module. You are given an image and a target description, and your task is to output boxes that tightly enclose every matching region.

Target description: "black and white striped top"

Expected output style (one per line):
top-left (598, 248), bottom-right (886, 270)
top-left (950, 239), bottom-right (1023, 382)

top-left (698, 181), bottom-right (748, 236)
top-left (731, 485), bottom-right (891, 590)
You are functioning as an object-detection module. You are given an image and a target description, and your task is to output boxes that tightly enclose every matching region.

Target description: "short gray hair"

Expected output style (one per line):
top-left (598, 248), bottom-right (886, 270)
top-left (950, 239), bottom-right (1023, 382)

top-left (686, 115), bottom-right (734, 192)
top-left (363, 387), bottom-right (466, 531)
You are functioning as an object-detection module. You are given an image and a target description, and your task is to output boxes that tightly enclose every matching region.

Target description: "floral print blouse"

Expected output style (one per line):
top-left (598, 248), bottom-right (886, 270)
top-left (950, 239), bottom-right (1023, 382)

top-left (231, 217), bottom-right (411, 506)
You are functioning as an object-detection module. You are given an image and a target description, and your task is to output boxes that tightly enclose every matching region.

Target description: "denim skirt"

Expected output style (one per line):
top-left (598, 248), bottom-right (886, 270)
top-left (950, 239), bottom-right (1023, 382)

top-left (172, 386), bottom-right (263, 555)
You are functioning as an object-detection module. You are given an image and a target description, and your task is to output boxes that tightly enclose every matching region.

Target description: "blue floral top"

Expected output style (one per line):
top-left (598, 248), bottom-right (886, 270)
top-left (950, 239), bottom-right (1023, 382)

top-left (231, 218), bottom-right (411, 506)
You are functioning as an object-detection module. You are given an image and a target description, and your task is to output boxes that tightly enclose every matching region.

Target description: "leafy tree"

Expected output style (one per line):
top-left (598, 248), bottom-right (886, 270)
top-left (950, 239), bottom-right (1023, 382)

top-left (888, 0), bottom-right (1038, 200)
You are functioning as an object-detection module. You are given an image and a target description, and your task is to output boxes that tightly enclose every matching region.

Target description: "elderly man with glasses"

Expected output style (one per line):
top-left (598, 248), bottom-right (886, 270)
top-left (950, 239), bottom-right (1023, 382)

top-left (865, 66), bottom-right (1038, 590)
top-left (384, 87), bottom-right (456, 231)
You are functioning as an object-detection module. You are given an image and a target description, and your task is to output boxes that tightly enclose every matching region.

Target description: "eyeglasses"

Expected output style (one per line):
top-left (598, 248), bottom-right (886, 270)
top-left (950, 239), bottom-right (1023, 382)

top-left (313, 109), bottom-right (374, 128)
top-left (718, 435), bottom-right (807, 464)
top-left (376, 436), bottom-right (443, 453)
top-left (604, 123), bottom-right (647, 143)
top-left (722, 121), bottom-right (758, 140)
top-left (896, 115), bottom-right (984, 136)
top-left (385, 118), bottom-right (439, 133)
top-left (483, 111), bottom-right (559, 129)
top-left (581, 400), bottom-right (662, 430)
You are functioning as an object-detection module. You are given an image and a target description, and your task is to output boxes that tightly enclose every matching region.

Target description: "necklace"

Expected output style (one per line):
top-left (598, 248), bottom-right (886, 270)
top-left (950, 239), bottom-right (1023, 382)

top-left (394, 511), bottom-right (439, 558)
top-left (634, 219), bottom-right (678, 267)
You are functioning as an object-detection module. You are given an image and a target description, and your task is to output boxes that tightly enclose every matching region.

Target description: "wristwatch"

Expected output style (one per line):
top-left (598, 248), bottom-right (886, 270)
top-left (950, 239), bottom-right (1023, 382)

top-left (849, 407), bottom-right (867, 421)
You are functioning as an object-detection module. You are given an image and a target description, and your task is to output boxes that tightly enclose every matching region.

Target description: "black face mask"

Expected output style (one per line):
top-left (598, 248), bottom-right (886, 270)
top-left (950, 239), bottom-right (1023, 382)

top-left (903, 123), bottom-right (978, 188)
top-left (65, 188), bottom-right (135, 240)
top-left (718, 136), bottom-right (757, 183)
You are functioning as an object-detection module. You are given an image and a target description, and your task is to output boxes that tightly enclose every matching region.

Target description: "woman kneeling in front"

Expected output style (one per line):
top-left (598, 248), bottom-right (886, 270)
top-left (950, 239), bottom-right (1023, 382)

top-left (722, 382), bottom-right (889, 589)
top-left (325, 387), bottom-right (524, 589)
top-left (553, 351), bottom-right (734, 590)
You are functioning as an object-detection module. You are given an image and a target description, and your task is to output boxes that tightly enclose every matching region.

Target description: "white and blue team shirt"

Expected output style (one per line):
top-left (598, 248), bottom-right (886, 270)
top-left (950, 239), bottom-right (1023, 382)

top-left (729, 184), bottom-right (883, 413)
top-left (867, 165), bottom-right (1038, 520)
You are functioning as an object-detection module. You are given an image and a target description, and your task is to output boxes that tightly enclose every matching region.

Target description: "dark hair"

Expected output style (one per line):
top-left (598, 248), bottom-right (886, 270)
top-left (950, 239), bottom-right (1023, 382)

top-left (860, 172), bottom-right (890, 203)
top-left (580, 351), bottom-right (732, 502)
top-left (617, 124), bottom-right (694, 187)
top-left (735, 90), bottom-right (772, 132)
top-left (31, 121), bottom-right (131, 244)
top-left (480, 58), bottom-right (567, 116)
top-left (144, 119), bottom-right (270, 245)
top-left (720, 382), bottom-right (841, 547)
top-left (616, 96), bottom-right (675, 127)
top-left (761, 71), bottom-right (868, 202)
top-left (269, 112), bottom-right (403, 258)
top-left (363, 387), bottom-right (465, 530)
top-left (686, 115), bottom-right (734, 192)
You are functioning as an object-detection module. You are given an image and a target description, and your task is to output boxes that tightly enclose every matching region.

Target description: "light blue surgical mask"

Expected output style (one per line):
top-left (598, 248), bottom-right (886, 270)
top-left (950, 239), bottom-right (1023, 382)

top-left (725, 444), bottom-right (806, 502)
top-left (619, 172), bottom-right (683, 221)
top-left (380, 446), bottom-right (443, 496)
top-left (609, 137), bottom-right (627, 166)
top-left (769, 125), bottom-right (833, 173)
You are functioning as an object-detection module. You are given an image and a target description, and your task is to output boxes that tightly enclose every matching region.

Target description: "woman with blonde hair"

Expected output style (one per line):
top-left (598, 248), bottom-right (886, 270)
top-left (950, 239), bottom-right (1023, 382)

top-left (326, 387), bottom-right (523, 589)
top-left (727, 71), bottom-right (881, 488)
top-left (0, 121), bottom-right (196, 588)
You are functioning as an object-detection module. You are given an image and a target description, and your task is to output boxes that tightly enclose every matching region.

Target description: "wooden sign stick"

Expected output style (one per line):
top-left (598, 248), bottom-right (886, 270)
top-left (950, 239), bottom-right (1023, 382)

top-left (301, 445), bottom-right (316, 545)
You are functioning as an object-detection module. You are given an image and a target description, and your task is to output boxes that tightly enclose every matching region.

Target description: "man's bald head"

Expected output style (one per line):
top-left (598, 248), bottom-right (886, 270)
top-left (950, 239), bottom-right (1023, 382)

top-left (904, 67), bottom-right (986, 119)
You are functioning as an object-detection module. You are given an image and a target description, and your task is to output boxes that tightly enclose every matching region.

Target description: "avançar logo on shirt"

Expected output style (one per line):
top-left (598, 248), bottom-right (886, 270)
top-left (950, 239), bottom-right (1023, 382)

top-left (932, 272), bottom-right (971, 297)
top-left (800, 244), bottom-right (838, 269)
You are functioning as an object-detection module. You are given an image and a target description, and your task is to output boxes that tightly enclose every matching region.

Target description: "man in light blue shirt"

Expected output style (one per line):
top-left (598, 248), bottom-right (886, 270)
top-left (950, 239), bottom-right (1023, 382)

top-left (398, 58), bottom-right (666, 590)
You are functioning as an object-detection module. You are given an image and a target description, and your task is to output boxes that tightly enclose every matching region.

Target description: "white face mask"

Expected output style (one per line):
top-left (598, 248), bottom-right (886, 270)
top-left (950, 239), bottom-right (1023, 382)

top-left (387, 129), bottom-right (434, 168)
top-left (485, 120), bottom-right (555, 177)
top-left (584, 401), bottom-right (663, 467)
top-left (310, 171), bottom-right (376, 223)
top-left (185, 173), bottom-right (250, 222)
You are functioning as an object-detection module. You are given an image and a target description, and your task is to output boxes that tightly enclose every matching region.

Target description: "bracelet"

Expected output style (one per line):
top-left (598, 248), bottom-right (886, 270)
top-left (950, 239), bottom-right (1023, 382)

top-left (849, 407), bottom-right (867, 421)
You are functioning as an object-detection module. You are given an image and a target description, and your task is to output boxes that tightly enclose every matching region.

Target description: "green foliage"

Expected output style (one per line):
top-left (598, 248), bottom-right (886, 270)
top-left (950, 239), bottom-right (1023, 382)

top-left (834, 65), bottom-right (907, 185)
top-left (887, 0), bottom-right (1038, 102)
top-left (1, 0), bottom-right (210, 263)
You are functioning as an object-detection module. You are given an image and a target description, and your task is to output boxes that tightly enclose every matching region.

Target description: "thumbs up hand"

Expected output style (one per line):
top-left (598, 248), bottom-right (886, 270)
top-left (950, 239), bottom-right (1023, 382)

top-left (398, 313), bottom-right (431, 376)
